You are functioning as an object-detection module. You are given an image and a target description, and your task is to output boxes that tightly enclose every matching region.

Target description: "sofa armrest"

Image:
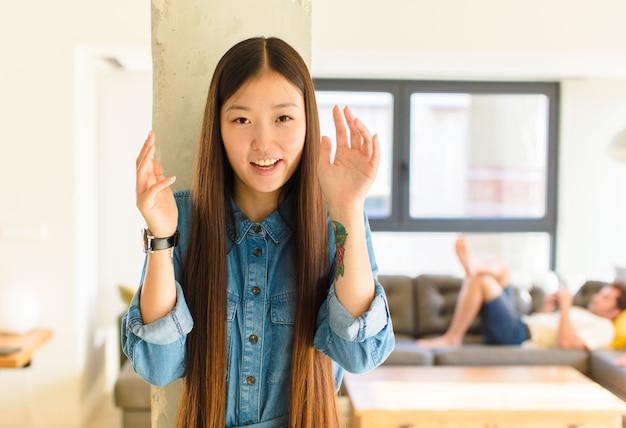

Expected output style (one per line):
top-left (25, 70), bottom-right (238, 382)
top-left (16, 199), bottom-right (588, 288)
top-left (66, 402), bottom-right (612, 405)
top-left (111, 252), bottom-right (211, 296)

top-left (114, 360), bottom-right (151, 410)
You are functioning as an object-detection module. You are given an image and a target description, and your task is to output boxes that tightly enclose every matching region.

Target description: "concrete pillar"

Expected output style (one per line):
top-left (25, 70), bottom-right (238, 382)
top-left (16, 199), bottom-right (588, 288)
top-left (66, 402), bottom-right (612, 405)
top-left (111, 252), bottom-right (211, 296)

top-left (149, 1), bottom-right (312, 426)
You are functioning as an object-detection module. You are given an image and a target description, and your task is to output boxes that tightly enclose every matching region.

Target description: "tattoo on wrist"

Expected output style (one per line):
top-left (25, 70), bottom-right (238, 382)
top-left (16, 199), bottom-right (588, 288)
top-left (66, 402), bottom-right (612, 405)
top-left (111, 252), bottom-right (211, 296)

top-left (332, 221), bottom-right (348, 280)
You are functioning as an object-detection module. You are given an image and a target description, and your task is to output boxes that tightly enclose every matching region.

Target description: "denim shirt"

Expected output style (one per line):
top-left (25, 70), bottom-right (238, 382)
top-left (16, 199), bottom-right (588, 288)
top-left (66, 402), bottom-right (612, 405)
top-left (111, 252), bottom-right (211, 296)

top-left (122, 190), bottom-right (394, 428)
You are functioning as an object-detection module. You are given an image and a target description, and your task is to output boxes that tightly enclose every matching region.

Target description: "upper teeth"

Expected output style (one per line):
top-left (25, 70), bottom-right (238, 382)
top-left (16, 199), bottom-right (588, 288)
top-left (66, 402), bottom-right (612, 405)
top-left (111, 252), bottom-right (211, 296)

top-left (254, 159), bottom-right (279, 166)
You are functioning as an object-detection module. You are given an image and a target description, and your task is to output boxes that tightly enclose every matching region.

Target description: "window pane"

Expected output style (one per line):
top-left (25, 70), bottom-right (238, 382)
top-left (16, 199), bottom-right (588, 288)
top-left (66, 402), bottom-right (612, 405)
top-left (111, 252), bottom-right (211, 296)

top-left (372, 231), bottom-right (551, 288)
top-left (316, 91), bottom-right (393, 218)
top-left (409, 93), bottom-right (548, 218)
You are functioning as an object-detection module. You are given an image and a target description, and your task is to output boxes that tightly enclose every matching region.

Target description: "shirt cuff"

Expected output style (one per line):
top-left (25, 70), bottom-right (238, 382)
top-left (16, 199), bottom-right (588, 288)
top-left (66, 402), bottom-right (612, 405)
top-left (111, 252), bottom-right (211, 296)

top-left (126, 281), bottom-right (194, 345)
top-left (328, 282), bottom-right (389, 342)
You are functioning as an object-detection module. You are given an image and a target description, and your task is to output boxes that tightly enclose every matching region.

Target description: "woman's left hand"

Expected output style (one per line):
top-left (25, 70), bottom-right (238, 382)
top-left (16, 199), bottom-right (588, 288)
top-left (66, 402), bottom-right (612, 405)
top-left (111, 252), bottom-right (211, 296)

top-left (318, 105), bottom-right (380, 213)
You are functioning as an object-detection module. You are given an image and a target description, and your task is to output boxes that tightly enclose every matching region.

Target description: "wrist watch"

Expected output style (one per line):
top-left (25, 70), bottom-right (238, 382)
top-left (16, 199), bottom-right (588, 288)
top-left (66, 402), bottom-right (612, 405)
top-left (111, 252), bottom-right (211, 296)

top-left (142, 229), bottom-right (180, 253)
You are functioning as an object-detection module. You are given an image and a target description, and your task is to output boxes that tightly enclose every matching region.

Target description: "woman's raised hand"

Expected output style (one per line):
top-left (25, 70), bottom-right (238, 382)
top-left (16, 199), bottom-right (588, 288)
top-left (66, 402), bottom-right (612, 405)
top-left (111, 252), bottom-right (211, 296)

top-left (318, 106), bottom-right (380, 213)
top-left (135, 131), bottom-right (178, 237)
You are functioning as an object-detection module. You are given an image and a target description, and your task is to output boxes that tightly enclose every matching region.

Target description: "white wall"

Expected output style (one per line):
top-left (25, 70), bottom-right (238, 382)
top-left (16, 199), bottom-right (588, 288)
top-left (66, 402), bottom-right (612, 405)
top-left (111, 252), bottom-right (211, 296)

top-left (97, 68), bottom-right (152, 325)
top-left (558, 78), bottom-right (626, 280)
top-left (96, 67), bottom-right (153, 390)
top-left (0, 2), bottom-right (150, 427)
top-left (313, 0), bottom-right (626, 53)
top-left (312, 0), bottom-right (626, 79)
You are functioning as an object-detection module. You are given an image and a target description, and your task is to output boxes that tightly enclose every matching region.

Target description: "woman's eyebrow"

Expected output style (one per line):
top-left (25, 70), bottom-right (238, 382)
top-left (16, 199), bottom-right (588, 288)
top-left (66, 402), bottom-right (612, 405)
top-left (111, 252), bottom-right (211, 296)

top-left (224, 102), bottom-right (301, 112)
top-left (272, 102), bottom-right (301, 109)
top-left (224, 104), bottom-right (250, 112)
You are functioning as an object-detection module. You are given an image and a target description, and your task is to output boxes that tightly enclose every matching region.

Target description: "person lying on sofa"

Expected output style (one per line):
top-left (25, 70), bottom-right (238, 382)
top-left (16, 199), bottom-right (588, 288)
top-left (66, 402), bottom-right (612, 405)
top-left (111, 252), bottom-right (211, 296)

top-left (417, 234), bottom-right (626, 351)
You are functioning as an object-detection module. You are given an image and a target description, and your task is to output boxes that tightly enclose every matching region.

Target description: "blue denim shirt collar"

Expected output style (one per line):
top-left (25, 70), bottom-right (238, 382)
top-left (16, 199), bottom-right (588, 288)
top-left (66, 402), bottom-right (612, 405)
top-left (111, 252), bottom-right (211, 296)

top-left (227, 198), bottom-right (292, 245)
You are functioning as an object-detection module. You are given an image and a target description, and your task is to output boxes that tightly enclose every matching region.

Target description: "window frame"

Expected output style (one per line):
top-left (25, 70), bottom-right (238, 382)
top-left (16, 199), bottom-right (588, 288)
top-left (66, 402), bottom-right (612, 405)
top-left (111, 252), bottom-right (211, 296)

top-left (314, 79), bottom-right (560, 266)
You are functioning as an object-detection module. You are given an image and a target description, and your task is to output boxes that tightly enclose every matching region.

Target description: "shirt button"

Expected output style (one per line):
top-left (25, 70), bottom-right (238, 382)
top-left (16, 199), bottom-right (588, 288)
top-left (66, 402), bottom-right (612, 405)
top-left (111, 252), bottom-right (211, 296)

top-left (249, 334), bottom-right (258, 344)
top-left (253, 247), bottom-right (262, 257)
top-left (252, 287), bottom-right (261, 296)
top-left (246, 375), bottom-right (256, 385)
top-left (252, 225), bottom-right (262, 233)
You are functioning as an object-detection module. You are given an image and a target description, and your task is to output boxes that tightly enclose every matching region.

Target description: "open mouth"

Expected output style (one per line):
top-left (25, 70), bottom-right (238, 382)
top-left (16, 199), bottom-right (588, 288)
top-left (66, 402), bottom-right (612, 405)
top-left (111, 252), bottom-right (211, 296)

top-left (251, 159), bottom-right (281, 169)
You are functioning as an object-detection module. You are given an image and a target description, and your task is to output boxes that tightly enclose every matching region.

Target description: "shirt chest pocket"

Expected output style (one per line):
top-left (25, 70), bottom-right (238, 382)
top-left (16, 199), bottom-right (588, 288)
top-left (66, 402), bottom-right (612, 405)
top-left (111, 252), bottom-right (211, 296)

top-left (267, 291), bottom-right (297, 384)
top-left (270, 292), bottom-right (297, 325)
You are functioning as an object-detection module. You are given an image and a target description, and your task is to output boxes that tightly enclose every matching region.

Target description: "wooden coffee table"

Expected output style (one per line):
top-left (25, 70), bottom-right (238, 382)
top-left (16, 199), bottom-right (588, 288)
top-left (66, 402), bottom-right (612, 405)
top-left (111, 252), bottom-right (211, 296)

top-left (343, 366), bottom-right (626, 428)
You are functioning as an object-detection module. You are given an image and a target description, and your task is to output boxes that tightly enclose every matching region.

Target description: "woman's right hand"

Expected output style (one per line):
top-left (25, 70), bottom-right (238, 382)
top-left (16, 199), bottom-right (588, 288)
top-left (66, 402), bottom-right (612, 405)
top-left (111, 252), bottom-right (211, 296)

top-left (135, 131), bottom-right (178, 237)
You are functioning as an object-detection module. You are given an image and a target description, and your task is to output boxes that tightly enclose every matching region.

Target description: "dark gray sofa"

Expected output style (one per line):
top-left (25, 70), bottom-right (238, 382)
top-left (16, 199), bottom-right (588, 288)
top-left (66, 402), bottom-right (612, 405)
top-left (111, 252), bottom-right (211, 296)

top-left (379, 274), bottom-right (626, 399)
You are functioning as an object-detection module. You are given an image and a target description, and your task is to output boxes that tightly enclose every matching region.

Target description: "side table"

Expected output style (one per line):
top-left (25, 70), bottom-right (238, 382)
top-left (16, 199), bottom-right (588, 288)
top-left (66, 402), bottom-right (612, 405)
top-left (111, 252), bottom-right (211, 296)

top-left (0, 330), bottom-right (53, 368)
top-left (0, 330), bottom-right (53, 427)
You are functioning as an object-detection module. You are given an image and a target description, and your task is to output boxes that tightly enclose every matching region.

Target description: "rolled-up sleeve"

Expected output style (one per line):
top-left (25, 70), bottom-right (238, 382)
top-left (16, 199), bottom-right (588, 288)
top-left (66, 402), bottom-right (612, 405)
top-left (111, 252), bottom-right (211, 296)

top-left (125, 281), bottom-right (193, 345)
top-left (314, 280), bottom-right (394, 374)
top-left (121, 281), bottom-right (194, 386)
top-left (327, 282), bottom-right (390, 342)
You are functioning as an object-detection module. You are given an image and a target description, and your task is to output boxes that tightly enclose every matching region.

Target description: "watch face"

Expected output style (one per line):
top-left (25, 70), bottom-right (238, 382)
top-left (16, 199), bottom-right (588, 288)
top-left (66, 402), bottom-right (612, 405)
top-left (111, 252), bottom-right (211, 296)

top-left (142, 228), bottom-right (150, 253)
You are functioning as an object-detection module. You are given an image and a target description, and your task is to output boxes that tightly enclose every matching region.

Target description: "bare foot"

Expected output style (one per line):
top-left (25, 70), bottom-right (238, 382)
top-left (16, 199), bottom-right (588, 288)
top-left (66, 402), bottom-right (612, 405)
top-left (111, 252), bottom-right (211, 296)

top-left (416, 335), bottom-right (462, 349)
top-left (455, 234), bottom-right (474, 277)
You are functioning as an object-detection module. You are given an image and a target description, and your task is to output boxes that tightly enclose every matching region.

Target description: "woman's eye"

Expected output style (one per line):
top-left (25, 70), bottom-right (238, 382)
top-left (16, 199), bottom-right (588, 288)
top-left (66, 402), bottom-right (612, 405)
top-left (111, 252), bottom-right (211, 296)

top-left (277, 115), bottom-right (292, 123)
top-left (233, 117), bottom-right (249, 124)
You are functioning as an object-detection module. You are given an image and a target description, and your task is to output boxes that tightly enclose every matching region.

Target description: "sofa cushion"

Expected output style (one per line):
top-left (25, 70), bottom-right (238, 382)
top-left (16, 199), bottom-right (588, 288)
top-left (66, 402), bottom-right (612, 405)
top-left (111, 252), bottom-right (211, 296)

top-left (590, 349), bottom-right (626, 400)
top-left (414, 275), bottom-right (482, 337)
top-left (115, 361), bottom-right (151, 410)
top-left (378, 275), bottom-right (416, 336)
top-left (434, 346), bottom-right (590, 373)
top-left (383, 337), bottom-right (434, 366)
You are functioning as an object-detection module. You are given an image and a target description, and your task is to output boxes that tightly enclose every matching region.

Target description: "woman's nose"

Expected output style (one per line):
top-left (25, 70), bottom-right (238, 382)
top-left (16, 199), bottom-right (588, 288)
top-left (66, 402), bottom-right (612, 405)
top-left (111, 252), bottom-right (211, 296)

top-left (251, 124), bottom-right (272, 151)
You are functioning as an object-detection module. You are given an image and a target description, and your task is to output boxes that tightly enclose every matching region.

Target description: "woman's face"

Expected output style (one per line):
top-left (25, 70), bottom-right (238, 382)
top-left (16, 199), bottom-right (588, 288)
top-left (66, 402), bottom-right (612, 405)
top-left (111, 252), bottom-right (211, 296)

top-left (220, 70), bottom-right (306, 207)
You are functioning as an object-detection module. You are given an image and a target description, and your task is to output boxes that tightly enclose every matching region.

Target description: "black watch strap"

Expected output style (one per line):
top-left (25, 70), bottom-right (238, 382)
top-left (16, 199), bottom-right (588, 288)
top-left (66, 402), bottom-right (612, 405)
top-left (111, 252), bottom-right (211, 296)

top-left (142, 229), bottom-right (180, 253)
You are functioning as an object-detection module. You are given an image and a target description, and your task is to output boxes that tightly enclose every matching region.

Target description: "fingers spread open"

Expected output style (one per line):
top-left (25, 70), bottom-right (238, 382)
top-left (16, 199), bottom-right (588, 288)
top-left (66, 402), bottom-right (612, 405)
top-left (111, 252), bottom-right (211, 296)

top-left (371, 133), bottom-right (381, 167)
top-left (343, 107), bottom-right (363, 150)
top-left (147, 175), bottom-right (176, 200)
top-left (319, 135), bottom-right (333, 166)
top-left (136, 131), bottom-right (155, 169)
top-left (354, 117), bottom-right (375, 157)
top-left (332, 105), bottom-right (349, 148)
top-left (153, 159), bottom-right (166, 182)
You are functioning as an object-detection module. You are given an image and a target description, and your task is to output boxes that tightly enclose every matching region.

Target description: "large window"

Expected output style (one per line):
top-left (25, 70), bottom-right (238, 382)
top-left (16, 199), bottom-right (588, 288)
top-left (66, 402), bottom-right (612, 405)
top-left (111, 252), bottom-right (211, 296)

top-left (315, 80), bottom-right (559, 275)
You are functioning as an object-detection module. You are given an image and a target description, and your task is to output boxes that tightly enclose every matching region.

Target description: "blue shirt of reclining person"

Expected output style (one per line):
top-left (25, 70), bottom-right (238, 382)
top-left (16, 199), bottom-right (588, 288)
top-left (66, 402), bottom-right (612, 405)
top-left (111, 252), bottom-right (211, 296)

top-left (122, 190), bottom-right (394, 428)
